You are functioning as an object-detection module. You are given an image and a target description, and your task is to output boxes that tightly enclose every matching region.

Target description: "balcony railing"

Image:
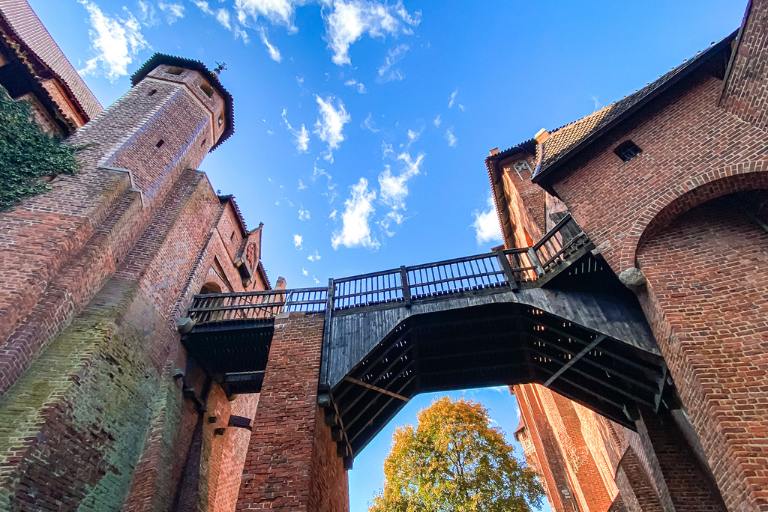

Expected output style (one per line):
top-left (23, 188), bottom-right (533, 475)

top-left (187, 214), bottom-right (589, 325)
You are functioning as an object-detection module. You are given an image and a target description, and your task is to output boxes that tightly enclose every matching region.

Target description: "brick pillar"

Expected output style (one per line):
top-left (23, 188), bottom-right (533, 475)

top-left (635, 408), bottom-right (726, 512)
top-left (615, 446), bottom-right (663, 512)
top-left (235, 314), bottom-right (348, 511)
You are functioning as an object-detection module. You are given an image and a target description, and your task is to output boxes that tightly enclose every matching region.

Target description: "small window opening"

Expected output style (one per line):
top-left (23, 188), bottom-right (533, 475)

top-left (201, 138), bottom-right (207, 147)
top-left (230, 231), bottom-right (236, 241)
top-left (148, 88), bottom-right (157, 97)
top-left (156, 139), bottom-right (165, 148)
top-left (217, 113), bottom-right (224, 127)
top-left (165, 66), bottom-right (184, 75)
top-left (614, 140), bottom-right (642, 162)
top-left (200, 82), bottom-right (214, 98)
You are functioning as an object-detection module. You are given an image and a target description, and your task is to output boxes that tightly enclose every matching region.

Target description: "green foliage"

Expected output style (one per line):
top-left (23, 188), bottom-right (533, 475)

top-left (0, 85), bottom-right (79, 211)
top-left (370, 397), bottom-right (545, 512)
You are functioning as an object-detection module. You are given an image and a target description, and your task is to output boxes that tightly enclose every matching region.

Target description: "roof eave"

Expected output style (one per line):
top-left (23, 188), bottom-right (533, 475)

top-left (532, 31), bottom-right (737, 187)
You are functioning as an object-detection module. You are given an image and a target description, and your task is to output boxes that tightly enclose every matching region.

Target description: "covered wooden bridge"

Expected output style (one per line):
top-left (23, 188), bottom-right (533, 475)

top-left (182, 215), bottom-right (668, 462)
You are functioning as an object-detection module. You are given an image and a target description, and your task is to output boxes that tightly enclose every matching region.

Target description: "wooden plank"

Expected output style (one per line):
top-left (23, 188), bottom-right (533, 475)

top-left (544, 335), bottom-right (605, 387)
top-left (343, 376), bottom-right (409, 402)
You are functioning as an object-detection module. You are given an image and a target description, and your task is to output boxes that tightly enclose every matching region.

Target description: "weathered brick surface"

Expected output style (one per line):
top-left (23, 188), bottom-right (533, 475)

top-left (721, 0), bottom-right (768, 130)
top-left (236, 314), bottom-right (347, 511)
top-left (636, 195), bottom-right (768, 511)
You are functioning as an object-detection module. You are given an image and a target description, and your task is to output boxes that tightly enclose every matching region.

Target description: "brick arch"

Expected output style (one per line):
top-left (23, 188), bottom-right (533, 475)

top-left (618, 160), bottom-right (768, 271)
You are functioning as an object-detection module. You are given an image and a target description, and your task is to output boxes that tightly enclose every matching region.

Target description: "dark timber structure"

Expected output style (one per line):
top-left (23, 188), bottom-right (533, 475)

top-left (183, 215), bottom-right (669, 462)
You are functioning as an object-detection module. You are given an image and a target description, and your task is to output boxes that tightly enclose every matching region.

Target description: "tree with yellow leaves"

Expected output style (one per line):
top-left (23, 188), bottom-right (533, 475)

top-left (370, 397), bottom-right (544, 512)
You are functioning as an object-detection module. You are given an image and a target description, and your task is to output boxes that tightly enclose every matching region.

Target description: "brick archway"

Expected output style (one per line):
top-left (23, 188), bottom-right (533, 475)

top-left (617, 161), bottom-right (768, 272)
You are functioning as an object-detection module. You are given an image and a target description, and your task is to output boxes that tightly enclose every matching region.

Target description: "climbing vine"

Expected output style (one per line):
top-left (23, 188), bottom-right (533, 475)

top-left (0, 85), bottom-right (79, 211)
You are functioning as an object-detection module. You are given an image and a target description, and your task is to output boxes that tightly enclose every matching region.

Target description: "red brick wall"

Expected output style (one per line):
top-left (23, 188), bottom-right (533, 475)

top-left (636, 195), bottom-right (768, 511)
top-left (549, 70), bottom-right (768, 275)
top-left (721, 0), bottom-right (768, 130)
top-left (236, 314), bottom-right (347, 511)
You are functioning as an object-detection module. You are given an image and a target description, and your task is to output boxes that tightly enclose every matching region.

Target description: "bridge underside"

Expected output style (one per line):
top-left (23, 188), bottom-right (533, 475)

top-left (326, 301), bottom-right (666, 457)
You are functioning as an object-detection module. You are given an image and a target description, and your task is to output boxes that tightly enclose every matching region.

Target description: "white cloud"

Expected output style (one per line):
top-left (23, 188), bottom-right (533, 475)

top-left (324, 0), bottom-right (420, 66)
top-left (293, 233), bottom-right (303, 249)
top-left (329, 209), bottom-right (338, 220)
top-left (377, 152), bottom-right (423, 236)
top-left (448, 88), bottom-right (458, 108)
top-left (158, 2), bottom-right (185, 22)
top-left (344, 79), bottom-right (366, 94)
top-left (445, 127), bottom-right (457, 147)
top-left (259, 27), bottom-right (282, 62)
top-left (298, 208), bottom-right (311, 221)
top-left (314, 95), bottom-right (350, 160)
top-left (312, 162), bottom-right (338, 203)
top-left (406, 128), bottom-right (420, 144)
top-left (234, 0), bottom-right (298, 29)
top-left (78, 1), bottom-right (148, 81)
top-left (377, 43), bottom-right (408, 82)
top-left (298, 179), bottom-right (307, 190)
top-left (433, 114), bottom-right (441, 128)
top-left (473, 195), bottom-right (503, 245)
top-left (331, 177), bottom-right (379, 250)
top-left (302, 267), bottom-right (309, 276)
top-left (362, 112), bottom-right (379, 133)
top-left (313, 276), bottom-right (321, 284)
top-left (281, 108), bottom-right (310, 153)
top-left (193, 0), bottom-right (213, 15)
top-left (216, 8), bottom-right (232, 29)
top-left (307, 249), bottom-right (322, 262)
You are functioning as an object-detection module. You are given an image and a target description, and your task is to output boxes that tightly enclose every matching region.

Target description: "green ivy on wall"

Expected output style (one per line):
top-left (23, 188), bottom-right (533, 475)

top-left (0, 85), bottom-right (79, 211)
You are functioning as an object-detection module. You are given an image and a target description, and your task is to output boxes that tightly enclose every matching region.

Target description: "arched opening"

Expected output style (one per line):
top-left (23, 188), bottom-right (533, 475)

top-left (199, 282), bottom-right (222, 294)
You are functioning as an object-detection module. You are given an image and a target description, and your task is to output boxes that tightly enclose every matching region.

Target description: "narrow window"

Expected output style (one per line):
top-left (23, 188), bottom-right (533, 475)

top-left (217, 113), bottom-right (224, 127)
top-left (230, 231), bottom-right (235, 241)
top-left (200, 82), bottom-right (214, 98)
top-left (148, 89), bottom-right (157, 97)
top-left (200, 138), bottom-right (207, 147)
top-left (156, 139), bottom-right (165, 148)
top-left (614, 140), bottom-right (642, 162)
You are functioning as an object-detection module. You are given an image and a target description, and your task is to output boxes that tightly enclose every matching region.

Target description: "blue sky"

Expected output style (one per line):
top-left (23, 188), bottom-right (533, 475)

top-left (31, 0), bottom-right (744, 509)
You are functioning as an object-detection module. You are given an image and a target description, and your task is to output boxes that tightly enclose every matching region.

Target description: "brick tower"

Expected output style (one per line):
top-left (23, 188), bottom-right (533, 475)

top-left (0, 53), bottom-right (271, 510)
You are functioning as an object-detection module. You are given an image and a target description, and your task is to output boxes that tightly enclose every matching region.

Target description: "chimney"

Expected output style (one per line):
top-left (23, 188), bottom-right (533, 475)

top-left (488, 147), bottom-right (500, 157)
top-left (534, 128), bottom-right (550, 144)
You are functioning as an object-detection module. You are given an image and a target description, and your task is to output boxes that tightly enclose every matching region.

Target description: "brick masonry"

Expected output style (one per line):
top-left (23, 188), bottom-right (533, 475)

top-left (235, 313), bottom-right (347, 511)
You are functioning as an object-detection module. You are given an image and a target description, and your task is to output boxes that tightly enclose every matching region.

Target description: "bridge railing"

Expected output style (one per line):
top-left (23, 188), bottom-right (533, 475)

top-left (187, 214), bottom-right (588, 323)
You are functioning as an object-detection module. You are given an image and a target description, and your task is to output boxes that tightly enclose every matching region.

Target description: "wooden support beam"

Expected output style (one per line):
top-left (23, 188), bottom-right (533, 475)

top-left (343, 376), bottom-right (409, 402)
top-left (544, 335), bottom-right (605, 387)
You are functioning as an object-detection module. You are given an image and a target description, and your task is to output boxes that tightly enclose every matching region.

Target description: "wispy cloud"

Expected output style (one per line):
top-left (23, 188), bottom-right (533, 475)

top-left (302, 267), bottom-right (309, 276)
top-left (448, 88), bottom-right (458, 108)
top-left (344, 79), bottom-right (367, 94)
top-left (332, 178), bottom-right (379, 250)
top-left (377, 43), bottom-right (408, 82)
top-left (324, 0), bottom-right (420, 66)
top-left (445, 127), bottom-right (457, 147)
top-left (281, 108), bottom-right (310, 153)
top-left (314, 95), bottom-right (351, 160)
top-left (377, 152), bottom-right (423, 235)
top-left (258, 26), bottom-right (282, 62)
top-left (362, 112), bottom-right (379, 133)
top-left (234, 0), bottom-right (298, 29)
top-left (433, 114), bottom-right (441, 128)
top-left (473, 194), bottom-right (502, 245)
top-left (158, 2), bottom-right (185, 23)
top-left (298, 208), bottom-right (311, 221)
top-left (298, 179), bottom-right (307, 191)
top-left (293, 233), bottom-right (303, 249)
top-left (307, 249), bottom-right (322, 262)
top-left (78, 0), bottom-right (148, 81)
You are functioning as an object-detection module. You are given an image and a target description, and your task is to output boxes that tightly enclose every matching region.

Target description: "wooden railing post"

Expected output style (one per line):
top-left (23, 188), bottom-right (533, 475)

top-left (495, 250), bottom-right (519, 290)
top-left (320, 278), bottom-right (335, 388)
top-left (400, 266), bottom-right (412, 308)
top-left (527, 247), bottom-right (545, 277)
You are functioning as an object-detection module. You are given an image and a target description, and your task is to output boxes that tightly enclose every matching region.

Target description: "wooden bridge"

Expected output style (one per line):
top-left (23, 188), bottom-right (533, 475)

top-left (182, 215), bottom-right (668, 461)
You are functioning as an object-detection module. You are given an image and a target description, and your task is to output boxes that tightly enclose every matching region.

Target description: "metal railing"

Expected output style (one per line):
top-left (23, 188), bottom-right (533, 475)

top-left (187, 214), bottom-right (588, 325)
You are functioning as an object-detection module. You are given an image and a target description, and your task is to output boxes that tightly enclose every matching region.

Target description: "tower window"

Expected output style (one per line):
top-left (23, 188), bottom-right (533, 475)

top-left (217, 113), bottom-right (224, 127)
top-left (165, 66), bottom-right (184, 75)
top-left (614, 140), bottom-right (642, 162)
top-left (148, 89), bottom-right (157, 97)
top-left (200, 82), bottom-right (214, 98)
top-left (156, 139), bottom-right (165, 148)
